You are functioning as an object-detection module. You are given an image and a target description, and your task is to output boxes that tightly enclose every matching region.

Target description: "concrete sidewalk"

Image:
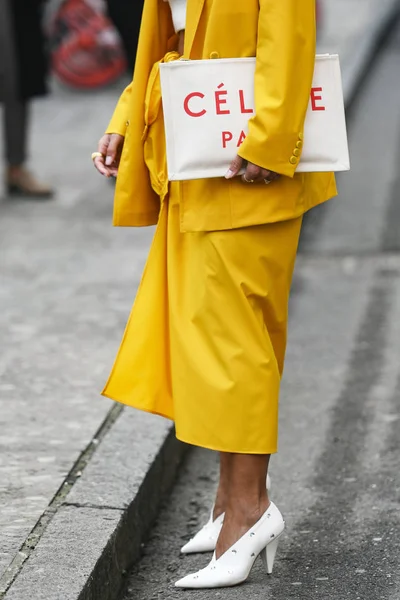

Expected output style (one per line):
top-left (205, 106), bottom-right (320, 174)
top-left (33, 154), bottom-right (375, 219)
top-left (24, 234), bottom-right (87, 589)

top-left (1, 1), bottom-right (399, 599)
top-left (317, 0), bottom-right (400, 101)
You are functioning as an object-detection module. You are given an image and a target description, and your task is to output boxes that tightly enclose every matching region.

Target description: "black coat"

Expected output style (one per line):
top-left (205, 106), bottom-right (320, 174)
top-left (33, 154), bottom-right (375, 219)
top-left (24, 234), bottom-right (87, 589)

top-left (105, 0), bottom-right (144, 72)
top-left (10, 0), bottom-right (49, 100)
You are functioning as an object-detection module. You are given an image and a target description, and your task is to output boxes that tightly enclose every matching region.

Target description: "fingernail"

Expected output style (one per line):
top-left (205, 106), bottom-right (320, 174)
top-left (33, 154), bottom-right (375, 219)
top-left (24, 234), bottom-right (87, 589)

top-left (105, 156), bottom-right (113, 166)
top-left (225, 169), bottom-right (235, 179)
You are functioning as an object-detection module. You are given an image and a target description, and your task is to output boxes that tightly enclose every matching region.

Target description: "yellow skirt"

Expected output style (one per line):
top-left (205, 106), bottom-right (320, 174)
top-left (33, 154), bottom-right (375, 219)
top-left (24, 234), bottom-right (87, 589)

top-left (102, 183), bottom-right (302, 454)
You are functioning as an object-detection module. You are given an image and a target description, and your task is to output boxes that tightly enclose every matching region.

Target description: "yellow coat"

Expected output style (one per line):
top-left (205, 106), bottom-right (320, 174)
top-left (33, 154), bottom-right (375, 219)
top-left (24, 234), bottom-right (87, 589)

top-left (106, 0), bottom-right (337, 231)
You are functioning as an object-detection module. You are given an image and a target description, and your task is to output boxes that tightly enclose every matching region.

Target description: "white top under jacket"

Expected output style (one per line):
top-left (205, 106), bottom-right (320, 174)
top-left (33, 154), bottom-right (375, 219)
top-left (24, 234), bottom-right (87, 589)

top-left (164, 0), bottom-right (187, 32)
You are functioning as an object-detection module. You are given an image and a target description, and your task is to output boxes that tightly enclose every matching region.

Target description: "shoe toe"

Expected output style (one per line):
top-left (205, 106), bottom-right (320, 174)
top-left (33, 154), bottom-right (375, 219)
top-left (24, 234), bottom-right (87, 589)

top-left (180, 535), bottom-right (216, 554)
top-left (180, 542), bottom-right (191, 554)
top-left (180, 541), bottom-right (195, 554)
top-left (175, 566), bottom-right (239, 589)
top-left (180, 513), bottom-right (224, 554)
top-left (175, 572), bottom-right (202, 588)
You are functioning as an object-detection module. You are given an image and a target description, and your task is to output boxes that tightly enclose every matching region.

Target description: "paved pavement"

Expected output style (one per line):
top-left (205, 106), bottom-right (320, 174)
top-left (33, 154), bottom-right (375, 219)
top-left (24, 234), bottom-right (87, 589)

top-left (318, 0), bottom-right (400, 99)
top-left (0, 1), bottom-right (399, 599)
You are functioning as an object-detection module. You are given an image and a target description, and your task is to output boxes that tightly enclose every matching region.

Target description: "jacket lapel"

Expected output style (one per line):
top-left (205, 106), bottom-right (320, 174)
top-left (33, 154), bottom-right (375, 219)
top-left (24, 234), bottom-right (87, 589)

top-left (184, 0), bottom-right (206, 57)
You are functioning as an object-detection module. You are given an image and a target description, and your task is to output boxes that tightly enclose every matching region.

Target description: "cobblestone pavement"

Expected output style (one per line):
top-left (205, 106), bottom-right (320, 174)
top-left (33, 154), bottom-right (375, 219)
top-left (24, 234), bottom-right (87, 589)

top-left (0, 0), bottom-right (399, 597)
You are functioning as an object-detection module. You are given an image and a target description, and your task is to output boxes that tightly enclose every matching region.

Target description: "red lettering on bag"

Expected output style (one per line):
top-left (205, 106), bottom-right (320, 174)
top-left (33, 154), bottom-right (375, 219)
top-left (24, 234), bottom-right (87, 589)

top-left (184, 92), bottom-right (206, 117)
top-left (222, 131), bottom-right (233, 148)
top-left (311, 87), bottom-right (325, 111)
top-left (239, 90), bottom-right (253, 114)
top-left (237, 131), bottom-right (247, 147)
top-left (215, 85), bottom-right (230, 115)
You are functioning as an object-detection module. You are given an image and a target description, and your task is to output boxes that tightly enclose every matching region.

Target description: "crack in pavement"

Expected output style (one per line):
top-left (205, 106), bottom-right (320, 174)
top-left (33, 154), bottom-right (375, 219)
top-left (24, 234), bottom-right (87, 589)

top-left (63, 502), bottom-right (124, 511)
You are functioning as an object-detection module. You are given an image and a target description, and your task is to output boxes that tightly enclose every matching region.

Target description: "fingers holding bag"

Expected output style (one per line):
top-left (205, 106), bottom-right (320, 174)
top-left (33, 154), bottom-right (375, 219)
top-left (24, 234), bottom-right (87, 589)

top-left (225, 154), bottom-right (280, 184)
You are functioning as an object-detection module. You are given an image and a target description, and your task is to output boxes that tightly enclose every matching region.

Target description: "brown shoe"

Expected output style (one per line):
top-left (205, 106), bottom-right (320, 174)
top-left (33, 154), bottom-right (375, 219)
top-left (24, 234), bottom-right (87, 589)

top-left (7, 167), bottom-right (54, 199)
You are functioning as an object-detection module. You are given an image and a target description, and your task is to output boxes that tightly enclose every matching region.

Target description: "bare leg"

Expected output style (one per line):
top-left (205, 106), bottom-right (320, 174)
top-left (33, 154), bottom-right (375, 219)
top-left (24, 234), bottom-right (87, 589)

top-left (215, 453), bottom-right (270, 559)
top-left (213, 453), bottom-right (233, 519)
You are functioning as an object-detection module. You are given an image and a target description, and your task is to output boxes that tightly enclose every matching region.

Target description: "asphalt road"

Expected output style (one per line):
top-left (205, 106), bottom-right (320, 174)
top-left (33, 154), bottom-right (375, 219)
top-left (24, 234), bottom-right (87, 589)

top-left (121, 24), bottom-right (400, 600)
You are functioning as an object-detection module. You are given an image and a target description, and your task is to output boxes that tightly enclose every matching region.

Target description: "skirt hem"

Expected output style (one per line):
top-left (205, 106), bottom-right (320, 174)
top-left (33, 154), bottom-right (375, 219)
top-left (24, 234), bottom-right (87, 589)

top-left (175, 431), bottom-right (278, 455)
top-left (101, 389), bottom-right (175, 422)
top-left (101, 390), bottom-right (278, 454)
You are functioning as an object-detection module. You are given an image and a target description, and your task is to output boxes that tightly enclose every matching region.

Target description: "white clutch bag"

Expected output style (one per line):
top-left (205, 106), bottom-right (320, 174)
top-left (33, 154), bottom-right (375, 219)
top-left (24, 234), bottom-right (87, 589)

top-left (159, 54), bottom-right (350, 181)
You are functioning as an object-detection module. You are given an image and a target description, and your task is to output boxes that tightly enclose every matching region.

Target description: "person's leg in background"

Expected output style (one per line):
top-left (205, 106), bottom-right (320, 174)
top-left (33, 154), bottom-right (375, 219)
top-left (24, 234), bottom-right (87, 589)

top-left (0, 0), bottom-right (53, 198)
top-left (104, 0), bottom-right (144, 72)
top-left (3, 97), bottom-right (28, 171)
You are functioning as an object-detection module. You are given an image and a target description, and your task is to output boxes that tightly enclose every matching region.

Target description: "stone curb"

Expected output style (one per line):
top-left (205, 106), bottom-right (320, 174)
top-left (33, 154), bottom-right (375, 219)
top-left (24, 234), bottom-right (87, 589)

top-left (3, 409), bottom-right (187, 600)
top-left (3, 4), bottom-right (400, 600)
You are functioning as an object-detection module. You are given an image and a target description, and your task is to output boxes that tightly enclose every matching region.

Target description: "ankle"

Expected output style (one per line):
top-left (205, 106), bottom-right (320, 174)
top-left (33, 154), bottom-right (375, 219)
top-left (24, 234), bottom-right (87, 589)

top-left (7, 164), bottom-right (24, 178)
top-left (213, 495), bottom-right (228, 520)
top-left (226, 493), bottom-right (270, 526)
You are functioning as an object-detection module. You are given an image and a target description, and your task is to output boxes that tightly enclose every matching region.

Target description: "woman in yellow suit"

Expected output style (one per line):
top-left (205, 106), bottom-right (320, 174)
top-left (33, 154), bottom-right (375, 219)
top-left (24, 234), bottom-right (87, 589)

top-left (93, 0), bottom-right (336, 589)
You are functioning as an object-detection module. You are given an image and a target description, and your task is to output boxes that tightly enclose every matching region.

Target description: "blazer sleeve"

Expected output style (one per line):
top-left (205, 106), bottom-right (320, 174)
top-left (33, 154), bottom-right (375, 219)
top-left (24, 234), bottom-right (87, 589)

top-left (238, 0), bottom-right (316, 178)
top-left (105, 82), bottom-right (133, 136)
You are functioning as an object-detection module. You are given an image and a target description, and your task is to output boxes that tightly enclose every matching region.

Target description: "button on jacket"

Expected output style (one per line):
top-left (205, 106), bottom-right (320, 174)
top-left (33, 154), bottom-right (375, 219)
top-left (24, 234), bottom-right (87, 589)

top-left (106, 0), bottom-right (337, 232)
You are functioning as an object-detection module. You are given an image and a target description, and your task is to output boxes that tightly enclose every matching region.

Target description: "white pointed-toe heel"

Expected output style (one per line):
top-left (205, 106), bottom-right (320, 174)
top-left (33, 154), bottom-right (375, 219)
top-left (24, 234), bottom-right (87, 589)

top-left (260, 534), bottom-right (281, 574)
top-left (180, 474), bottom-right (271, 555)
top-left (181, 509), bottom-right (224, 554)
top-left (175, 500), bottom-right (284, 589)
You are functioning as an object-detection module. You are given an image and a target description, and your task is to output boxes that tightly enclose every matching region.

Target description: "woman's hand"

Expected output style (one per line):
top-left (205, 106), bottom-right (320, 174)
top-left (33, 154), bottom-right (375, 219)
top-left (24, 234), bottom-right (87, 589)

top-left (225, 155), bottom-right (280, 185)
top-left (93, 133), bottom-right (124, 177)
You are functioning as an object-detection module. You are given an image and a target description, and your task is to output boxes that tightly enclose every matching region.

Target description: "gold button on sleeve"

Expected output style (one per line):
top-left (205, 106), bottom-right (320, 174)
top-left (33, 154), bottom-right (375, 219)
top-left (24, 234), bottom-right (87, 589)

top-left (289, 156), bottom-right (298, 165)
top-left (296, 141), bottom-right (303, 149)
top-left (293, 148), bottom-right (301, 157)
top-left (298, 132), bottom-right (304, 141)
top-left (210, 51), bottom-right (220, 59)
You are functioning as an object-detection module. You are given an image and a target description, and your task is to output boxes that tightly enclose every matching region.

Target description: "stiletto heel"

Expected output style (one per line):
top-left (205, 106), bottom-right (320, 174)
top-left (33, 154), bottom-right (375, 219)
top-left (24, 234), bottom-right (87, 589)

top-left (181, 474), bottom-right (272, 554)
top-left (260, 534), bottom-right (281, 574)
top-left (175, 501), bottom-right (285, 589)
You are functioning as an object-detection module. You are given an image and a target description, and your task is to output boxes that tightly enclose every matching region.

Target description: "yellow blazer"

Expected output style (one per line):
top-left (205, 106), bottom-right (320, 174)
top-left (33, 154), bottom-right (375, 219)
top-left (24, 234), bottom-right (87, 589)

top-left (106, 0), bottom-right (337, 232)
